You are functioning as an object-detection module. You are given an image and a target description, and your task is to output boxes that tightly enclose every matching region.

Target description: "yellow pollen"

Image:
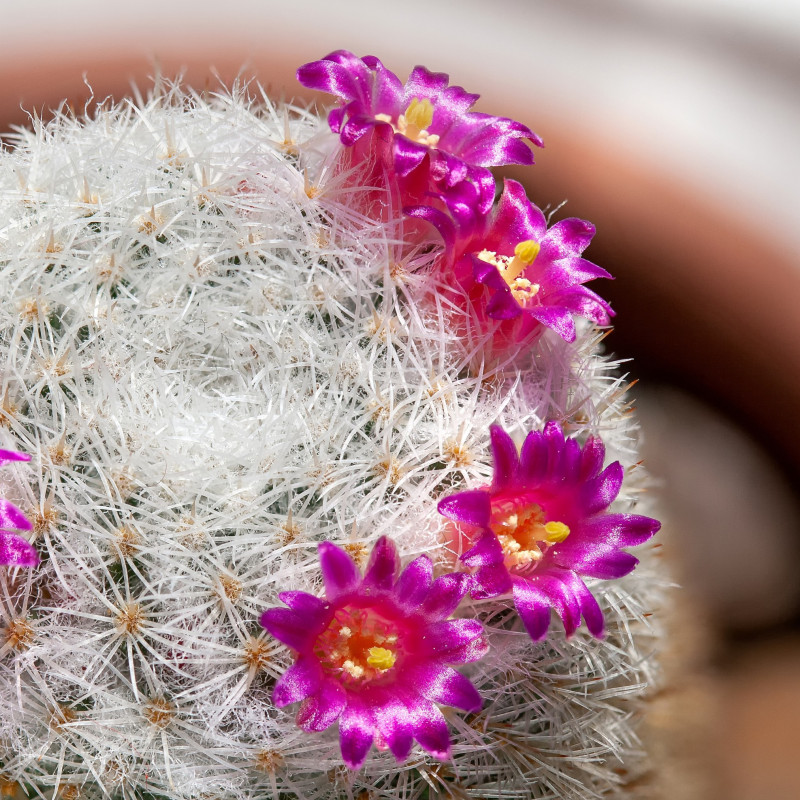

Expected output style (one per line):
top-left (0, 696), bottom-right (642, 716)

top-left (491, 501), bottom-right (571, 571)
top-left (476, 246), bottom-right (541, 303)
top-left (403, 98), bottom-right (435, 132)
top-left (514, 239), bottom-right (540, 266)
top-left (543, 521), bottom-right (571, 543)
top-left (366, 646), bottom-right (396, 672)
top-left (317, 608), bottom-right (401, 683)
top-left (376, 97), bottom-right (440, 147)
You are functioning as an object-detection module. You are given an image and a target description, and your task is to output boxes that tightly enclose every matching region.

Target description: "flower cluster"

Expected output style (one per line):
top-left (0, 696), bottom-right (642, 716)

top-left (255, 54), bottom-right (658, 771)
top-left (264, 420), bottom-right (658, 767)
top-left (299, 50), bottom-right (613, 345)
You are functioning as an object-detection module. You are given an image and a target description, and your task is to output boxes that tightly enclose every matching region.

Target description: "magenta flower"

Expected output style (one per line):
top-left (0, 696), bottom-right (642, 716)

top-left (0, 449), bottom-right (37, 568)
top-left (297, 51), bottom-right (542, 212)
top-left (260, 536), bottom-right (487, 769)
top-left (438, 424), bottom-right (659, 640)
top-left (407, 179), bottom-right (614, 343)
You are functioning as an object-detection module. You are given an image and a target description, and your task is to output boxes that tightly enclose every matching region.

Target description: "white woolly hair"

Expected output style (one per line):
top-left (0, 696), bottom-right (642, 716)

top-left (0, 79), bottom-right (664, 800)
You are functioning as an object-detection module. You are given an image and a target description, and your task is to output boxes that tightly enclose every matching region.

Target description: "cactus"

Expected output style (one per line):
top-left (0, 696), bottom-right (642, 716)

top-left (0, 67), bottom-right (663, 800)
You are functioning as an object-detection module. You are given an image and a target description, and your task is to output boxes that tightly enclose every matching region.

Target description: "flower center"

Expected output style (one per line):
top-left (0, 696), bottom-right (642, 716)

top-left (476, 239), bottom-right (541, 304)
top-left (489, 498), bottom-right (569, 572)
top-left (375, 98), bottom-right (440, 147)
top-left (315, 607), bottom-right (400, 683)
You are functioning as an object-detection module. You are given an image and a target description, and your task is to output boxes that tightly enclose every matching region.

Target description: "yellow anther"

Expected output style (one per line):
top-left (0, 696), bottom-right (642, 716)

top-left (513, 239), bottom-right (540, 267)
top-left (404, 98), bottom-right (435, 131)
top-left (366, 646), bottom-right (397, 672)
top-left (543, 521), bottom-right (570, 543)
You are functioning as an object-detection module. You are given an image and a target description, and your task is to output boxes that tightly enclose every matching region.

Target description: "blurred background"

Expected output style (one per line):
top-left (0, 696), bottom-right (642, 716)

top-left (1, 1), bottom-right (799, 797)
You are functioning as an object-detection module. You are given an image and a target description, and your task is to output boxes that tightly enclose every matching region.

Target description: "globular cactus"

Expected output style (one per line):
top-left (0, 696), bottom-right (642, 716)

top-left (0, 56), bottom-right (663, 800)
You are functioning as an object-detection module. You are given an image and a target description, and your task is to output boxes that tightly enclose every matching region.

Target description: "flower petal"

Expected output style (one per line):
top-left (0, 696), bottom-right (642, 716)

top-left (460, 530), bottom-right (504, 568)
top-left (0, 499), bottom-right (32, 532)
top-left (340, 115), bottom-right (378, 147)
top-left (486, 180), bottom-right (545, 247)
top-left (512, 578), bottom-right (552, 641)
top-left (471, 561), bottom-right (513, 598)
top-left (408, 696), bottom-right (451, 760)
top-left (519, 428), bottom-right (549, 484)
top-left (569, 573), bottom-right (605, 638)
top-left (408, 664), bottom-right (482, 712)
top-left (0, 449), bottom-right (30, 465)
top-left (532, 569), bottom-right (605, 638)
top-left (403, 64), bottom-right (451, 101)
top-left (561, 436), bottom-right (582, 483)
top-left (579, 461), bottom-right (623, 514)
top-left (392, 136), bottom-right (429, 177)
top-left (403, 204), bottom-right (456, 255)
top-left (423, 619), bottom-right (485, 658)
top-left (437, 490), bottom-right (491, 527)
top-left (419, 572), bottom-right (472, 620)
top-left (296, 678), bottom-right (346, 732)
top-left (526, 304), bottom-right (576, 342)
top-left (361, 54), bottom-right (404, 111)
top-left (551, 285), bottom-right (614, 326)
top-left (579, 436), bottom-right (606, 480)
top-left (273, 656), bottom-right (323, 707)
top-left (490, 425), bottom-right (520, 489)
top-left (339, 695), bottom-right (375, 769)
top-left (528, 571), bottom-right (583, 638)
top-left (545, 217), bottom-right (595, 256)
top-left (260, 607), bottom-right (317, 651)
top-left (277, 590), bottom-right (329, 619)
top-left (373, 692), bottom-right (413, 762)
top-left (552, 542), bottom-right (639, 580)
top-left (395, 555), bottom-right (433, 611)
top-left (362, 536), bottom-right (398, 593)
top-left (581, 513), bottom-right (661, 548)
top-left (318, 541), bottom-right (361, 601)
top-left (0, 532), bottom-right (38, 568)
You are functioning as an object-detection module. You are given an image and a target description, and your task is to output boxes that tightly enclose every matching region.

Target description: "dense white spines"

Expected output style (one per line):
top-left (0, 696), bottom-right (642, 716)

top-left (0, 82), bottom-right (663, 799)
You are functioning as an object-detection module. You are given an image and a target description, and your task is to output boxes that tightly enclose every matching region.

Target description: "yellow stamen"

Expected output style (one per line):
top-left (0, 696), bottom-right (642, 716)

top-left (543, 521), bottom-right (571, 543)
top-left (366, 646), bottom-right (397, 672)
top-left (514, 239), bottom-right (540, 267)
top-left (476, 244), bottom-right (541, 303)
top-left (403, 98), bottom-right (435, 132)
top-left (376, 98), bottom-right (440, 147)
top-left (491, 500), bottom-right (571, 571)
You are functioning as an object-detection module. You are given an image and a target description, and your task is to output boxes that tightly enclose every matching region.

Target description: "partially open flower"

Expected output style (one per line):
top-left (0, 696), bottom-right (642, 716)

top-left (407, 179), bottom-right (614, 343)
top-left (298, 51), bottom-right (542, 211)
top-left (438, 424), bottom-right (659, 640)
top-left (260, 537), bottom-right (487, 769)
top-left (0, 449), bottom-right (37, 567)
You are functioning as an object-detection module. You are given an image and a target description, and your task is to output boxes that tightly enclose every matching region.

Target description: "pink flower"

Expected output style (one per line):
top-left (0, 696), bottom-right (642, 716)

top-left (0, 449), bottom-right (37, 568)
top-left (407, 179), bottom-right (614, 343)
top-left (438, 424), bottom-right (659, 640)
top-left (260, 537), bottom-right (487, 769)
top-left (297, 51), bottom-right (542, 213)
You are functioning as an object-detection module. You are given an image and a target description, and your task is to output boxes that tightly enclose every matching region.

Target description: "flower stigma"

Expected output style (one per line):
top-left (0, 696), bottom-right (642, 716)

top-left (375, 98), bottom-right (440, 147)
top-left (489, 497), bottom-right (570, 571)
top-left (477, 239), bottom-right (541, 304)
top-left (316, 607), bottom-right (400, 683)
